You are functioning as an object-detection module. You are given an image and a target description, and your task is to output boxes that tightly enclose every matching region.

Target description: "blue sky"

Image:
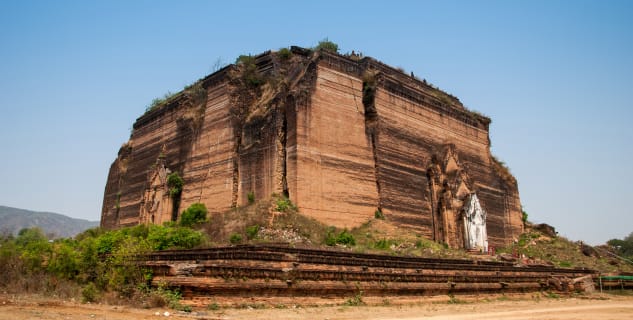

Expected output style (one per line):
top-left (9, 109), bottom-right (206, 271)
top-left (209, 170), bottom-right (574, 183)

top-left (0, 1), bottom-right (631, 245)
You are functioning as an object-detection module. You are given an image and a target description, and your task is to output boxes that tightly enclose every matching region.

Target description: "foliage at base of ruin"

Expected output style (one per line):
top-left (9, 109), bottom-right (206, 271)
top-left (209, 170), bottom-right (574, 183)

top-left (0, 225), bottom-right (205, 308)
top-left (179, 202), bottom-right (208, 227)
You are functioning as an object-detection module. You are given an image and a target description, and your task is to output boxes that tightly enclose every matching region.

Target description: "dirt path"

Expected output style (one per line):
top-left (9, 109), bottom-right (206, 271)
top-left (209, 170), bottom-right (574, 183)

top-left (1, 294), bottom-right (632, 320)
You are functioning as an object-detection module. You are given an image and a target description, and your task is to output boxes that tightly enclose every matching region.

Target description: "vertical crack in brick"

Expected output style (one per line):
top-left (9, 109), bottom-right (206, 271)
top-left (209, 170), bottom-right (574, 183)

top-left (280, 104), bottom-right (289, 198)
top-left (362, 72), bottom-right (382, 212)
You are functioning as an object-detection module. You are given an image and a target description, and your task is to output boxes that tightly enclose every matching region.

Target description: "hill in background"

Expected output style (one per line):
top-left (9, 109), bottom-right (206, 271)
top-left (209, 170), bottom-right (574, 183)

top-left (0, 205), bottom-right (98, 238)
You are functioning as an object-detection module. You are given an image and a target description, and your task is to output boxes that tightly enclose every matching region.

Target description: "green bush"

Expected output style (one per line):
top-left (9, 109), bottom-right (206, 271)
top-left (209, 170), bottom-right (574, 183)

top-left (245, 225), bottom-right (260, 240)
top-left (374, 209), bottom-right (384, 220)
top-left (276, 197), bottom-right (296, 212)
top-left (146, 225), bottom-right (204, 250)
top-left (229, 233), bottom-right (243, 244)
top-left (325, 228), bottom-right (356, 246)
top-left (336, 230), bottom-right (356, 246)
top-left (247, 191), bottom-right (255, 204)
top-left (522, 210), bottom-right (528, 224)
top-left (180, 203), bottom-right (208, 227)
top-left (235, 54), bottom-right (263, 87)
top-left (145, 91), bottom-right (176, 113)
top-left (81, 283), bottom-right (99, 303)
top-left (235, 54), bottom-right (255, 65)
top-left (0, 223), bottom-right (208, 307)
top-left (608, 232), bottom-right (633, 259)
top-left (374, 238), bottom-right (390, 250)
top-left (344, 290), bottom-right (365, 306)
top-left (15, 227), bottom-right (51, 272)
top-left (315, 38), bottom-right (339, 53)
top-left (167, 172), bottom-right (184, 198)
top-left (47, 240), bottom-right (81, 280)
top-left (277, 47), bottom-right (292, 60)
top-left (325, 229), bottom-right (337, 246)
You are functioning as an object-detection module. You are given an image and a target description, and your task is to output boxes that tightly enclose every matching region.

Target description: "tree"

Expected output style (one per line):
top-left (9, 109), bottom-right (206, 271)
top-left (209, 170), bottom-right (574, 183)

top-left (179, 203), bottom-right (208, 227)
top-left (15, 227), bottom-right (51, 272)
top-left (607, 231), bottom-right (633, 258)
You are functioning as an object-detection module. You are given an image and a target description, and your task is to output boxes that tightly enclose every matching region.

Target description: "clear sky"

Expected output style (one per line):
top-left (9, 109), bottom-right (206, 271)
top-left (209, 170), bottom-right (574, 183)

top-left (1, 1), bottom-right (631, 245)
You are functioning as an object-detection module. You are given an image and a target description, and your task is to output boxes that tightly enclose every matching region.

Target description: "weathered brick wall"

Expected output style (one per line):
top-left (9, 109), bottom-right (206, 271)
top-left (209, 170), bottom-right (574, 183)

top-left (290, 63), bottom-right (379, 228)
top-left (178, 82), bottom-right (235, 214)
top-left (372, 83), bottom-right (520, 247)
top-left (101, 96), bottom-right (197, 227)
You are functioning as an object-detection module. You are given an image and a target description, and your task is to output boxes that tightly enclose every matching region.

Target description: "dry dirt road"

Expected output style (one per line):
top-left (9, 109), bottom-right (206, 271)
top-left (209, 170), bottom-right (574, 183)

top-left (1, 294), bottom-right (632, 320)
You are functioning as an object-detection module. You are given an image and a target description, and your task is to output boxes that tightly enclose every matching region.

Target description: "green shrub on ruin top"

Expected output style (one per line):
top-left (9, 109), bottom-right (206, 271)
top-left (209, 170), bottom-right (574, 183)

top-left (145, 91), bottom-right (176, 114)
top-left (277, 47), bottom-right (292, 60)
top-left (179, 202), bottom-right (208, 227)
top-left (235, 54), bottom-right (256, 65)
top-left (235, 54), bottom-right (263, 87)
top-left (315, 38), bottom-right (339, 53)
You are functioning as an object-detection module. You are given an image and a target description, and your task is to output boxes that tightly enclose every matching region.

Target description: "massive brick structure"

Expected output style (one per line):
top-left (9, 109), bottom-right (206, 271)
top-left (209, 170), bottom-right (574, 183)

top-left (101, 47), bottom-right (523, 249)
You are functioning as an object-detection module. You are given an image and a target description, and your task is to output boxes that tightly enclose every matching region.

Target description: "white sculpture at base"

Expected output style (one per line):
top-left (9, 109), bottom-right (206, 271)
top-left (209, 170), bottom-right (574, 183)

top-left (463, 193), bottom-right (488, 252)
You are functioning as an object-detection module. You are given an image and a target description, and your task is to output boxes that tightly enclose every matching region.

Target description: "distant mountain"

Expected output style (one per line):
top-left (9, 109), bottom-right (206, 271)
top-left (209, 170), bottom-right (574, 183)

top-left (0, 205), bottom-right (99, 238)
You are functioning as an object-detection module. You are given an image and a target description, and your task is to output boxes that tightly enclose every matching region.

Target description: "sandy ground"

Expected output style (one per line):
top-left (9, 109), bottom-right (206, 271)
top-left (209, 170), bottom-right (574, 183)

top-left (1, 294), bottom-right (632, 320)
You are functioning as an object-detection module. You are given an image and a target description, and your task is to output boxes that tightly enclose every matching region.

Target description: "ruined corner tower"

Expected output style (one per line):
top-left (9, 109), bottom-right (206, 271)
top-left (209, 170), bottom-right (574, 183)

top-left (101, 46), bottom-right (523, 249)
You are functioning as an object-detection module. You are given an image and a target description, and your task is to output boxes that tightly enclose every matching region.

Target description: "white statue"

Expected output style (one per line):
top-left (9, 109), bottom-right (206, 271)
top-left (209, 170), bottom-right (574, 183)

top-left (463, 193), bottom-right (488, 252)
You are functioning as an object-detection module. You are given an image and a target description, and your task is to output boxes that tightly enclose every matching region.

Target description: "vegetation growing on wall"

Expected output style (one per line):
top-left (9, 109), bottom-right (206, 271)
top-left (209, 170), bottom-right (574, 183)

top-left (522, 209), bottom-right (529, 224)
top-left (491, 155), bottom-right (517, 185)
top-left (314, 38), bottom-right (339, 53)
top-left (180, 81), bottom-right (208, 133)
top-left (235, 54), bottom-right (264, 87)
top-left (167, 172), bottom-right (184, 198)
top-left (145, 91), bottom-right (177, 114)
top-left (275, 196), bottom-right (296, 212)
top-left (247, 191), bottom-right (255, 204)
top-left (277, 47), bottom-right (292, 60)
top-left (167, 172), bottom-right (184, 222)
top-left (245, 225), bottom-right (260, 240)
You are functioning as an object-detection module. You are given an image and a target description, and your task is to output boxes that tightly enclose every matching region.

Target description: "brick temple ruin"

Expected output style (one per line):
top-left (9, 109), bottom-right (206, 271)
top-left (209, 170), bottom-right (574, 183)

top-left (101, 46), bottom-right (524, 250)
